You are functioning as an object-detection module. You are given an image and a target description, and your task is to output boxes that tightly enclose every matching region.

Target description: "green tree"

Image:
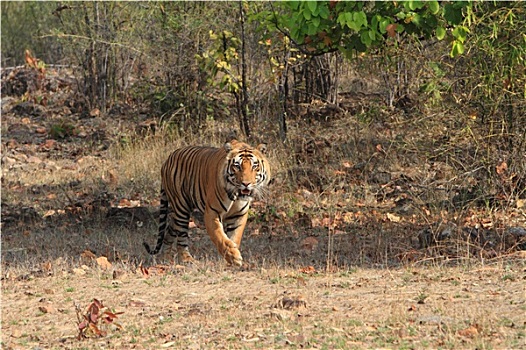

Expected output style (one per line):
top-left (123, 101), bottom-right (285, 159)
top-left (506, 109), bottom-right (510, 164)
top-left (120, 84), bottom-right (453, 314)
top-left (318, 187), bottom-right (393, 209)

top-left (263, 1), bottom-right (472, 58)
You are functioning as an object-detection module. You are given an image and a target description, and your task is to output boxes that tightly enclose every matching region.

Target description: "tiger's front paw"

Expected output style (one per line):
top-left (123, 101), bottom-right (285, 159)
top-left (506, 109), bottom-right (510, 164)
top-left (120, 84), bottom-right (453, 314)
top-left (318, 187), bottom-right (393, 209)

top-left (223, 241), bottom-right (243, 266)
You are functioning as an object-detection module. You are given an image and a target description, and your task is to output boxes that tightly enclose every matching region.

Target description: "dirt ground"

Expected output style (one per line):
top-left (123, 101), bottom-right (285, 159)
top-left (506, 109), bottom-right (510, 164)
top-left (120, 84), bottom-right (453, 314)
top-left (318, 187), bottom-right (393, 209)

top-left (2, 66), bottom-right (526, 350)
top-left (1, 258), bottom-right (525, 349)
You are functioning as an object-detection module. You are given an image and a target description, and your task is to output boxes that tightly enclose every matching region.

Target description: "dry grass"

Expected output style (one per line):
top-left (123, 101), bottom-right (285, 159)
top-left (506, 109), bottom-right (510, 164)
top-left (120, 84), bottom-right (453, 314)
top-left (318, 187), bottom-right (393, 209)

top-left (2, 259), bottom-right (524, 349)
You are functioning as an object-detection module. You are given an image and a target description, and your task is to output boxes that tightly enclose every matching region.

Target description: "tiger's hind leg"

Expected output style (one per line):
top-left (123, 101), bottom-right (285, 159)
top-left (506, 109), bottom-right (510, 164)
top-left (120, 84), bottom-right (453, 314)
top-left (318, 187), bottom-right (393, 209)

top-left (167, 211), bottom-right (196, 264)
top-left (155, 188), bottom-right (177, 260)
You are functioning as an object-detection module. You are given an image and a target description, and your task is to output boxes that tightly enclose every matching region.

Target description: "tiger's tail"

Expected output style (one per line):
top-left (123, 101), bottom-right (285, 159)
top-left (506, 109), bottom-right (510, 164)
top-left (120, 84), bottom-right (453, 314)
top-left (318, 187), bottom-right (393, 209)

top-left (143, 186), bottom-right (169, 255)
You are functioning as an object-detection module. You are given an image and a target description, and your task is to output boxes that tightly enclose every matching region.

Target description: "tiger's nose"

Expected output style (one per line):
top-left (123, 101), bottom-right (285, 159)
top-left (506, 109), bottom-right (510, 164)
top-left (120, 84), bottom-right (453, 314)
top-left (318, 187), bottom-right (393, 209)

top-left (242, 182), bottom-right (251, 188)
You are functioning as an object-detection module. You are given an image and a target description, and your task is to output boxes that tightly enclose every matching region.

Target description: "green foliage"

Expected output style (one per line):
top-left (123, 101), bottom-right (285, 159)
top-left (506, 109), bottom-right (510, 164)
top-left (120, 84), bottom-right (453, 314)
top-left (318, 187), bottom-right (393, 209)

top-left (262, 1), bottom-right (472, 59)
top-left (196, 30), bottom-right (242, 94)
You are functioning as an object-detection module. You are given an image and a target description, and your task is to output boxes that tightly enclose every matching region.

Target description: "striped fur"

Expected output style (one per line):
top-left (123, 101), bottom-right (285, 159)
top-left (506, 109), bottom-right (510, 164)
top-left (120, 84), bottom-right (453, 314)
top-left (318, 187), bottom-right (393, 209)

top-left (143, 140), bottom-right (271, 266)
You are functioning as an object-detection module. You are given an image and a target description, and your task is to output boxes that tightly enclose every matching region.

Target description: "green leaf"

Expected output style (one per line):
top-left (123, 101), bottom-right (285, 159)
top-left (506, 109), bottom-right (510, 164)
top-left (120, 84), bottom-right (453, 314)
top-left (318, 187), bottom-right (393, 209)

top-left (307, 1), bottom-right (317, 14)
top-left (307, 22), bottom-right (318, 36)
top-left (436, 26), bottom-right (446, 40)
top-left (312, 16), bottom-right (320, 28)
top-left (371, 15), bottom-right (380, 30)
top-left (318, 5), bottom-right (329, 19)
top-left (360, 30), bottom-right (372, 47)
top-left (345, 12), bottom-right (361, 31)
top-left (288, 1), bottom-right (300, 11)
top-left (345, 12), bottom-right (353, 26)
top-left (337, 12), bottom-right (346, 27)
top-left (452, 26), bottom-right (469, 43)
top-left (411, 13), bottom-right (422, 27)
top-left (424, 15), bottom-right (438, 29)
top-left (444, 4), bottom-right (463, 25)
top-left (353, 11), bottom-right (367, 28)
top-left (428, 0), bottom-right (440, 15)
top-left (407, 1), bottom-right (424, 11)
top-left (396, 11), bottom-right (407, 21)
top-left (450, 40), bottom-right (464, 57)
top-left (291, 27), bottom-right (301, 42)
top-left (379, 18), bottom-right (390, 34)
top-left (303, 5), bottom-right (312, 20)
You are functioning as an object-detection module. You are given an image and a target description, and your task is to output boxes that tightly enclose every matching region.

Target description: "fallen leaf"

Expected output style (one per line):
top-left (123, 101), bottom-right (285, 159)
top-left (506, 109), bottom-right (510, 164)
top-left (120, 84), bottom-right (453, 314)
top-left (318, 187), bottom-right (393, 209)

top-left (73, 268), bottom-right (86, 276)
top-left (81, 250), bottom-right (97, 260)
top-left (108, 170), bottom-right (118, 184)
top-left (118, 198), bottom-right (131, 207)
top-left (458, 324), bottom-right (480, 338)
top-left (43, 209), bottom-right (56, 218)
top-left (38, 305), bottom-right (55, 314)
top-left (386, 213), bottom-right (401, 223)
top-left (128, 299), bottom-right (146, 307)
top-left (39, 139), bottom-right (57, 150)
top-left (96, 256), bottom-right (112, 270)
top-left (496, 161), bottom-right (507, 175)
top-left (161, 342), bottom-right (176, 348)
top-left (299, 265), bottom-right (316, 274)
top-left (41, 261), bottom-right (52, 271)
top-left (90, 108), bottom-right (101, 117)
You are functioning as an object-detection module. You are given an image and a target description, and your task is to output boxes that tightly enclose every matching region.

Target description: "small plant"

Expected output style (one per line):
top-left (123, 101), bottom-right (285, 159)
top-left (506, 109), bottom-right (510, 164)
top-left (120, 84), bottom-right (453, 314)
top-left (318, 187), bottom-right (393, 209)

top-left (76, 299), bottom-right (123, 339)
top-left (502, 274), bottom-right (515, 282)
top-left (49, 120), bottom-right (76, 139)
top-left (416, 290), bottom-right (429, 304)
top-left (222, 275), bottom-right (232, 282)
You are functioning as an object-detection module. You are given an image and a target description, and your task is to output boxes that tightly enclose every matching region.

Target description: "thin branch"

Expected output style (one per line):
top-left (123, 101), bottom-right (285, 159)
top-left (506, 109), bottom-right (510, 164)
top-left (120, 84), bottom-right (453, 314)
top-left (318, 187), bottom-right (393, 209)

top-left (39, 33), bottom-right (144, 55)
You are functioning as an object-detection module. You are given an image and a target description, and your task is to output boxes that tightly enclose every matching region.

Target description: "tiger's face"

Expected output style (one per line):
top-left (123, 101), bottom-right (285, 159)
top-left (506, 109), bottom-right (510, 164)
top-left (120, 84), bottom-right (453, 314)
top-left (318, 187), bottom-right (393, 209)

top-left (224, 140), bottom-right (270, 201)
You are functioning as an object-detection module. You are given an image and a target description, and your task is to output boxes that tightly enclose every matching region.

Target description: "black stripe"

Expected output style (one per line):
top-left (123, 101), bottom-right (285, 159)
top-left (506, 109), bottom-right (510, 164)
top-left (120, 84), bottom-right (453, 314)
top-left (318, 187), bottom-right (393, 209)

top-left (226, 224), bottom-right (240, 233)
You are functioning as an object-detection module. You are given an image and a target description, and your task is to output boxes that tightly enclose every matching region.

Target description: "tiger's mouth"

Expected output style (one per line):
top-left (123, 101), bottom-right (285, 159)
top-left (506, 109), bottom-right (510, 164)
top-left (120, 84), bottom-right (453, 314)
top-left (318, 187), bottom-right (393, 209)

top-left (239, 188), bottom-right (252, 197)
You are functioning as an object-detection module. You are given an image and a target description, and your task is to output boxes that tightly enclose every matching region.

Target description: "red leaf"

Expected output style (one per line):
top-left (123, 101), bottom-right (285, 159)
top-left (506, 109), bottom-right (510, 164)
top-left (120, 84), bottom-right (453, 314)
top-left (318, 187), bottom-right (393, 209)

top-left (386, 24), bottom-right (397, 38)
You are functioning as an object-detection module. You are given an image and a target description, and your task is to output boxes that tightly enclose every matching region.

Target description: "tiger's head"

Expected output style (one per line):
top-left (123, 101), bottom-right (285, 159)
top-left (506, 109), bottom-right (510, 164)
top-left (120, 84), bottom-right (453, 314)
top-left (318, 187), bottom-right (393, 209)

top-left (223, 140), bottom-right (271, 201)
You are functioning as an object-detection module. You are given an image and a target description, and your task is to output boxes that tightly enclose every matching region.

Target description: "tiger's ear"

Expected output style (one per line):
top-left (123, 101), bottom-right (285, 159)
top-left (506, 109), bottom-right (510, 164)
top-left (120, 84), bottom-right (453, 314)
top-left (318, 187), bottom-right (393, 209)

top-left (224, 139), bottom-right (238, 152)
top-left (257, 143), bottom-right (268, 154)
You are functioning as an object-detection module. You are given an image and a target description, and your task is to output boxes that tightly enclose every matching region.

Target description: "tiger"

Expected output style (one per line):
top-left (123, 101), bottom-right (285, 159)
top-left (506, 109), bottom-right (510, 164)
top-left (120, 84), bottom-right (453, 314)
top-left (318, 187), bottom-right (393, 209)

top-left (143, 139), bottom-right (271, 266)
